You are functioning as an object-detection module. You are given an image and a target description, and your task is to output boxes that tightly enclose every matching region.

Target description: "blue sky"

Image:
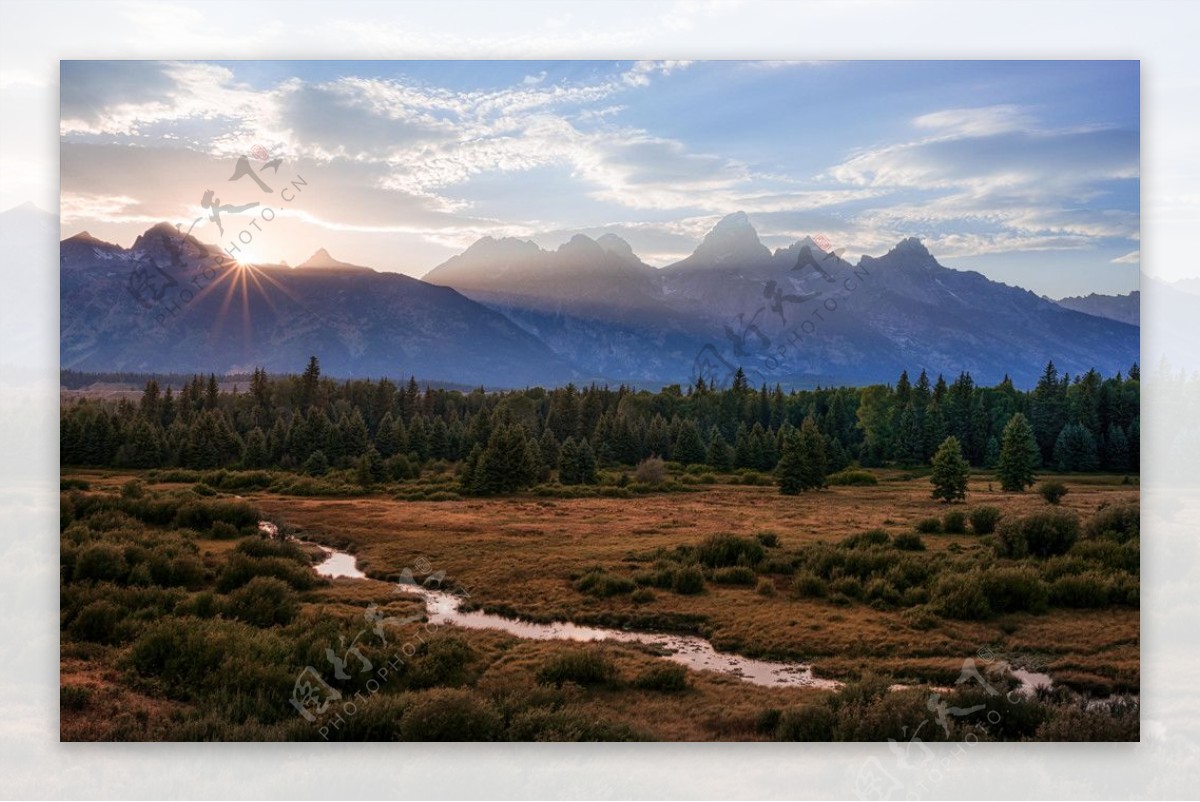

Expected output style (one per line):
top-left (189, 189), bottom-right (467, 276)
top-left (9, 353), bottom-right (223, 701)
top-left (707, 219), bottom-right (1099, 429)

top-left (59, 59), bottom-right (1139, 296)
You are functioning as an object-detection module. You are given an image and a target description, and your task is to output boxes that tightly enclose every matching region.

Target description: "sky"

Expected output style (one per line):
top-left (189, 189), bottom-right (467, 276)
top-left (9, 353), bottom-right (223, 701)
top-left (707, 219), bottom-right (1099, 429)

top-left (57, 59), bottom-right (1140, 297)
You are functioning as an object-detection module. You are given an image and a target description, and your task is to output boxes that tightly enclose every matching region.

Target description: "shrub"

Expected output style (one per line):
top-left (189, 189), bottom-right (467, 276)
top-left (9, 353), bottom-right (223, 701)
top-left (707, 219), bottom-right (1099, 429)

top-left (864, 577), bottom-right (901, 606)
top-left (60, 684), bottom-right (93, 711)
top-left (225, 576), bottom-right (299, 627)
top-left (979, 566), bottom-right (1049, 614)
top-left (830, 576), bottom-right (864, 599)
top-left (398, 689), bottom-right (503, 741)
top-left (574, 568), bottom-right (636, 598)
top-left (174, 498), bottom-right (258, 531)
top-left (995, 509), bottom-right (1080, 558)
top-left (791, 571), bottom-right (827, 598)
top-left (841, 529), bottom-right (890, 549)
top-left (634, 457), bottom-right (668, 486)
top-left (672, 566), bottom-right (706, 595)
top-left (931, 572), bottom-right (991, 620)
top-left (711, 566), bottom-right (757, 586)
top-left (756, 578), bottom-right (776, 597)
top-left (826, 469), bottom-right (878, 486)
top-left (755, 531), bottom-right (781, 548)
top-left (915, 517), bottom-right (942, 534)
top-left (891, 532), bottom-right (926, 551)
top-left (774, 703), bottom-right (836, 740)
top-left (73, 543), bottom-right (128, 584)
top-left (216, 553), bottom-right (320, 593)
top-left (1038, 480), bottom-right (1069, 505)
top-left (633, 663), bottom-right (690, 693)
top-left (1071, 538), bottom-right (1139, 573)
top-left (208, 521), bottom-right (240, 540)
top-left (630, 587), bottom-right (656, 604)
top-left (68, 599), bottom-right (126, 644)
top-left (1084, 503), bottom-right (1139, 543)
top-left (408, 637), bottom-right (476, 689)
top-left (696, 533), bottom-right (765, 568)
top-left (1049, 571), bottom-right (1111, 608)
top-left (942, 511), bottom-right (967, 534)
top-left (536, 649), bottom-right (619, 688)
top-left (969, 506), bottom-right (1002, 535)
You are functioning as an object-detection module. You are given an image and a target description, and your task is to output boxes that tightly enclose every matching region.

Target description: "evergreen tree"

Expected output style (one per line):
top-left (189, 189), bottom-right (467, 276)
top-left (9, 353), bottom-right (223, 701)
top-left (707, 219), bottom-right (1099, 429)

top-left (798, 416), bottom-right (828, 490)
top-left (1053, 422), bottom-right (1100, 472)
top-left (375, 412), bottom-right (402, 458)
top-left (983, 436), bottom-right (1000, 469)
top-left (558, 437), bottom-right (581, 484)
top-left (706, 427), bottom-right (733, 471)
top-left (241, 427), bottom-right (269, 469)
top-left (672, 419), bottom-right (706, 465)
top-left (1103, 423), bottom-right (1129, 472)
top-left (303, 449), bottom-right (329, 476)
top-left (997, 412), bottom-right (1039, 491)
top-left (776, 428), bottom-right (805, 495)
top-left (930, 435), bottom-right (969, 503)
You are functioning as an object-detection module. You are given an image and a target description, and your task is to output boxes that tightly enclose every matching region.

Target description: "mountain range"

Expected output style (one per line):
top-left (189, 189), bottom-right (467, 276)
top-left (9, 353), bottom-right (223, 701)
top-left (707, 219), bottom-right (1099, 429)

top-left (56, 210), bottom-right (1140, 388)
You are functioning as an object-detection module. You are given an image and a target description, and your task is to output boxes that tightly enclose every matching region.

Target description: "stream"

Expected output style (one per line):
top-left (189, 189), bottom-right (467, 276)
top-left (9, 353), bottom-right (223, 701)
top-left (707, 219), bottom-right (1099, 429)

top-left (265, 523), bottom-right (1051, 695)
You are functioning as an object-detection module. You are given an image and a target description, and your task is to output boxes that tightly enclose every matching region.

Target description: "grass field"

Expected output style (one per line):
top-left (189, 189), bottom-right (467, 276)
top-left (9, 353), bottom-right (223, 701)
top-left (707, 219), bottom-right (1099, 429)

top-left (59, 467), bottom-right (1140, 741)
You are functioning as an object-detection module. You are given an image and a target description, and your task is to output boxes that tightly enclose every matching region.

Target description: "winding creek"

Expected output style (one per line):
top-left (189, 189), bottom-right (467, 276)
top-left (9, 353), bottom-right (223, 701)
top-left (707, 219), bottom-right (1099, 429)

top-left (271, 524), bottom-right (1052, 695)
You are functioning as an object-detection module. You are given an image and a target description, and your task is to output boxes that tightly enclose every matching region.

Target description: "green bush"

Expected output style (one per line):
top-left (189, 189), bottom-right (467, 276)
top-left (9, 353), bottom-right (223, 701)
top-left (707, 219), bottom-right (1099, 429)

top-left (68, 599), bottom-right (126, 644)
top-left (774, 703), bottom-right (836, 740)
top-left (574, 568), bottom-right (636, 597)
top-left (791, 571), bottom-right (827, 598)
top-left (891, 532), bottom-right (926, 551)
top-left (711, 566), bottom-right (757, 586)
top-left (1070, 538), bottom-right (1139, 573)
top-left (225, 576), bottom-right (299, 627)
top-left (1049, 571), bottom-right (1111, 608)
top-left (826, 470), bottom-right (878, 486)
top-left (216, 553), bottom-right (320, 593)
top-left (755, 531), bottom-right (781, 548)
top-left (969, 506), bottom-right (1002, 535)
top-left (397, 689), bottom-right (503, 741)
top-left (915, 517), bottom-right (942, 534)
top-left (942, 510), bottom-right (967, 534)
top-left (864, 577), bottom-right (901, 606)
top-left (995, 509), bottom-right (1080, 558)
top-left (830, 576), bottom-right (864, 599)
top-left (408, 636), bottom-right (476, 689)
top-left (672, 566), bottom-right (706, 595)
top-left (756, 578), bottom-right (777, 597)
top-left (73, 543), bottom-right (128, 584)
top-left (841, 529), bottom-right (890, 549)
top-left (696, 533), bottom-right (765, 568)
top-left (1038, 480), bottom-right (1069, 505)
top-left (979, 566), bottom-right (1049, 614)
top-left (931, 572), bottom-right (992, 620)
top-left (631, 587), bottom-right (656, 604)
top-left (1084, 503), bottom-right (1139, 543)
top-left (536, 649), bottom-right (619, 687)
top-left (633, 663), bottom-right (690, 693)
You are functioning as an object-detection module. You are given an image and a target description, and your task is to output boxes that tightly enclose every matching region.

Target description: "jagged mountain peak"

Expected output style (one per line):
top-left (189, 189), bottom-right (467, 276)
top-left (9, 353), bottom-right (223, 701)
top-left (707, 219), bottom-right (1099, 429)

top-left (298, 248), bottom-right (361, 269)
top-left (596, 232), bottom-right (638, 262)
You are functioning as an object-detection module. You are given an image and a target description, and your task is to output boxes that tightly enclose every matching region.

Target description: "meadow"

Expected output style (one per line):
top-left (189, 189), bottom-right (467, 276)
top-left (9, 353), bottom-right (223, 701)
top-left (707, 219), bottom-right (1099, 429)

top-left (59, 464), bottom-right (1139, 741)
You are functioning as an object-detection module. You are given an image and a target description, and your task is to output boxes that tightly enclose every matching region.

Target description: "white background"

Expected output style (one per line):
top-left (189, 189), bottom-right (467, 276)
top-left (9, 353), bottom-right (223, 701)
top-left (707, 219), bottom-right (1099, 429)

top-left (2, 1), bottom-right (1198, 798)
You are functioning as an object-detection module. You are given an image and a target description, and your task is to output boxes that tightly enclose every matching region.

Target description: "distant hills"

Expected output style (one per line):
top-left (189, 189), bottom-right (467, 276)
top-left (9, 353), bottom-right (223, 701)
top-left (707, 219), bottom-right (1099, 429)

top-left (1052, 290), bottom-right (1140, 326)
top-left (54, 209), bottom-right (1142, 389)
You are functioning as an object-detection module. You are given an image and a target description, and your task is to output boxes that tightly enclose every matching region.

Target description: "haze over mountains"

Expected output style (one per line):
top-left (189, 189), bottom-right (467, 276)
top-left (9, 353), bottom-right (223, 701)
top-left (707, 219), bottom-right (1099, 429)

top-left (56, 208), bottom-right (1140, 389)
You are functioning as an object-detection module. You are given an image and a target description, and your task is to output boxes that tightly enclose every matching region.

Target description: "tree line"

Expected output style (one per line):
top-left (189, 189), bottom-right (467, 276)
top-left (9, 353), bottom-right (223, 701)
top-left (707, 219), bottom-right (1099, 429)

top-left (60, 358), bottom-right (1139, 495)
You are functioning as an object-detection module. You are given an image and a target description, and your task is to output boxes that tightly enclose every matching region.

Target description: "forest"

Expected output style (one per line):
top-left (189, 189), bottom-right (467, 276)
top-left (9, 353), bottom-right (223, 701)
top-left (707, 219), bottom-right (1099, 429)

top-left (61, 359), bottom-right (1141, 494)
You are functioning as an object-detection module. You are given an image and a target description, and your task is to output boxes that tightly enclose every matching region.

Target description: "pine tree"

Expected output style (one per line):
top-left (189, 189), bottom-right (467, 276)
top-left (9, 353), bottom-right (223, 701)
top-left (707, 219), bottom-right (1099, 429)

top-left (672, 419), bottom-right (706, 465)
top-left (1103, 423), bottom-right (1129, 472)
top-left (241, 427), bottom-right (269, 468)
top-left (375, 412), bottom-right (401, 457)
top-left (558, 437), bottom-right (581, 485)
top-left (997, 412), bottom-right (1039, 492)
top-left (776, 427), bottom-right (805, 495)
top-left (798, 416), bottom-right (828, 490)
top-left (706, 427), bottom-right (732, 471)
top-left (1053, 422), bottom-right (1099, 472)
top-left (930, 435), bottom-right (969, 503)
top-left (300, 356), bottom-right (321, 409)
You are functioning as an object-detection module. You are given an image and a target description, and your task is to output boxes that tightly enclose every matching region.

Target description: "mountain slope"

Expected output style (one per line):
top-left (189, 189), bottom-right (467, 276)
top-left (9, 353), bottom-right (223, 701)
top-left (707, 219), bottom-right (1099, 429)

top-left (60, 224), bottom-right (573, 387)
top-left (1053, 291), bottom-right (1140, 326)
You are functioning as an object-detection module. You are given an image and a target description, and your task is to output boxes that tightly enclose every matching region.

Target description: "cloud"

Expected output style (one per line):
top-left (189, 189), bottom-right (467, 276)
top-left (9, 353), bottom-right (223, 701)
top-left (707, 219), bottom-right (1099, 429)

top-left (1113, 249), bottom-right (1141, 264)
top-left (912, 104), bottom-right (1032, 138)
